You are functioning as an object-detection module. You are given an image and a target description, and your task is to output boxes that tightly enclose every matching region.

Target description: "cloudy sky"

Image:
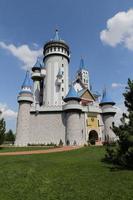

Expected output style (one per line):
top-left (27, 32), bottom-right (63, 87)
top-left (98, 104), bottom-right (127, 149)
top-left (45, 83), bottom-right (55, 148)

top-left (0, 0), bottom-right (132, 131)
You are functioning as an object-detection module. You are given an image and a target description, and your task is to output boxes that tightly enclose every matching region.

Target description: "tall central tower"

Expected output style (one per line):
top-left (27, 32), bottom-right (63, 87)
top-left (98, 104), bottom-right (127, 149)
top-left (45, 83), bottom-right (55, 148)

top-left (43, 30), bottom-right (70, 107)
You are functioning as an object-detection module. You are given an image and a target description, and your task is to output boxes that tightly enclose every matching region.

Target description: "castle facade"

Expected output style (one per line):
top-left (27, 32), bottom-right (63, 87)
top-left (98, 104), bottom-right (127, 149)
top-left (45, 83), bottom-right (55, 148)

top-left (15, 30), bottom-right (116, 146)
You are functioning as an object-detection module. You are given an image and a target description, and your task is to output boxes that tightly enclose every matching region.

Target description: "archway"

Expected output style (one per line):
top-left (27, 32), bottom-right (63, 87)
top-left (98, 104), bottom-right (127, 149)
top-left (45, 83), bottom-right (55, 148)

top-left (89, 130), bottom-right (98, 142)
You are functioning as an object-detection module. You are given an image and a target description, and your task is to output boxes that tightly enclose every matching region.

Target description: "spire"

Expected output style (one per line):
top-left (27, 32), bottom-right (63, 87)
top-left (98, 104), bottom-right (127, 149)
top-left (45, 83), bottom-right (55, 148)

top-left (22, 71), bottom-right (31, 88)
top-left (20, 71), bottom-right (32, 94)
top-left (32, 58), bottom-right (42, 71)
top-left (79, 57), bottom-right (86, 70)
top-left (100, 88), bottom-right (115, 105)
top-left (53, 29), bottom-right (60, 41)
top-left (64, 85), bottom-right (80, 102)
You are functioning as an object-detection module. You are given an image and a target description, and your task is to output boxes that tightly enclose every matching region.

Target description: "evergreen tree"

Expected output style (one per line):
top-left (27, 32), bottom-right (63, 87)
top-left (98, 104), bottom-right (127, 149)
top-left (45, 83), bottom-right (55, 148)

top-left (105, 79), bottom-right (133, 169)
top-left (0, 118), bottom-right (6, 145)
top-left (5, 129), bottom-right (15, 144)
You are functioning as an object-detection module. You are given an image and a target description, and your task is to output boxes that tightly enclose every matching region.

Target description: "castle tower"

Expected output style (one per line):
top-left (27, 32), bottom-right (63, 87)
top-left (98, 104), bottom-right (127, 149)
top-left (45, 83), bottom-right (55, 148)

top-left (43, 30), bottom-right (70, 107)
top-left (63, 85), bottom-right (83, 145)
top-left (100, 89), bottom-right (116, 142)
top-left (15, 71), bottom-right (33, 146)
top-left (77, 58), bottom-right (90, 89)
top-left (31, 58), bottom-right (42, 111)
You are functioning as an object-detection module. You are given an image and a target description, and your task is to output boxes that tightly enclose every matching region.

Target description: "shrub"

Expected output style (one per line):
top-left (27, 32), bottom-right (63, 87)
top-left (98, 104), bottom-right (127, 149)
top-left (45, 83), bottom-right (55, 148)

top-left (58, 139), bottom-right (63, 147)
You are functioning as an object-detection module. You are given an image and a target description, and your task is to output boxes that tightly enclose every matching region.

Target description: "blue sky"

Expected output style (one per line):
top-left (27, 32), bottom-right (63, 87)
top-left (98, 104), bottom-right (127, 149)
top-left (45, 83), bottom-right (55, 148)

top-left (0, 0), bottom-right (133, 131)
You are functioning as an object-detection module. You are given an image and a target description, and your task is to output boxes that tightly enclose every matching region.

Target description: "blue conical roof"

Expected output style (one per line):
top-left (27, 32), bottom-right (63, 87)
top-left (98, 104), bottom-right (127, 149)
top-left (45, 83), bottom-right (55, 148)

top-left (19, 71), bottom-right (32, 95)
top-left (64, 85), bottom-right (80, 102)
top-left (22, 71), bottom-right (31, 88)
top-left (32, 58), bottom-right (42, 70)
top-left (100, 88), bottom-right (115, 105)
top-left (53, 29), bottom-right (60, 41)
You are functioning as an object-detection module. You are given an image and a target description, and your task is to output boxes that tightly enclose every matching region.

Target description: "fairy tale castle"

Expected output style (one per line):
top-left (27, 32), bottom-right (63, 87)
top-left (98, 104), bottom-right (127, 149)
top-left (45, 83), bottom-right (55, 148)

top-left (15, 30), bottom-right (117, 146)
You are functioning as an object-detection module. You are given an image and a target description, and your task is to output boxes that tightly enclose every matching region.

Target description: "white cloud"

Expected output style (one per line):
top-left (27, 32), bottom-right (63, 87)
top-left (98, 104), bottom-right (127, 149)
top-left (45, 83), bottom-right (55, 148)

top-left (100, 9), bottom-right (133, 50)
top-left (111, 83), bottom-right (126, 88)
top-left (0, 42), bottom-right (43, 70)
top-left (0, 103), bottom-right (17, 120)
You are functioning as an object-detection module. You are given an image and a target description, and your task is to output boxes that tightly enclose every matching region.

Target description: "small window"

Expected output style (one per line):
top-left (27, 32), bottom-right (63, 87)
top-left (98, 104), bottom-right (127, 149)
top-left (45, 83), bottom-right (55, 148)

top-left (62, 71), bottom-right (64, 75)
top-left (62, 88), bottom-right (64, 91)
top-left (62, 96), bottom-right (64, 100)
top-left (58, 47), bottom-right (60, 51)
top-left (98, 120), bottom-right (100, 127)
top-left (62, 48), bottom-right (63, 52)
top-left (50, 48), bottom-right (52, 52)
top-left (62, 79), bottom-right (64, 83)
top-left (54, 47), bottom-right (56, 51)
top-left (62, 64), bottom-right (64, 67)
top-left (62, 57), bottom-right (64, 60)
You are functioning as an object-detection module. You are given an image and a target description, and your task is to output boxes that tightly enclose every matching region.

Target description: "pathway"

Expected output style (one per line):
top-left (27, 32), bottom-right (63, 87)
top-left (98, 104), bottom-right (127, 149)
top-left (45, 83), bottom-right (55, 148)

top-left (0, 146), bottom-right (81, 156)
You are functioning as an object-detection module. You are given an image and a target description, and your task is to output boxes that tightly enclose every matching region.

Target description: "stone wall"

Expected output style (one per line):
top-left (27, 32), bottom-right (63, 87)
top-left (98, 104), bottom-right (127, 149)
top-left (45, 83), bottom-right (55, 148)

top-left (29, 111), bottom-right (66, 145)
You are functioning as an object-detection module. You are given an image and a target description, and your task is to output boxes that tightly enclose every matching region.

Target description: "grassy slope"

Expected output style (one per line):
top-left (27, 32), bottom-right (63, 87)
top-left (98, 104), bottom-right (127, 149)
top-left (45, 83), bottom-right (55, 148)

top-left (0, 147), bottom-right (133, 200)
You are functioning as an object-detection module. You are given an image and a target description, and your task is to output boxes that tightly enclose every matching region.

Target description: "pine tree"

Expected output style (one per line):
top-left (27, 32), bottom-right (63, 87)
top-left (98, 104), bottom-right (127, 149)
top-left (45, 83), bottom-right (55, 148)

top-left (0, 118), bottom-right (6, 145)
top-left (105, 79), bottom-right (133, 169)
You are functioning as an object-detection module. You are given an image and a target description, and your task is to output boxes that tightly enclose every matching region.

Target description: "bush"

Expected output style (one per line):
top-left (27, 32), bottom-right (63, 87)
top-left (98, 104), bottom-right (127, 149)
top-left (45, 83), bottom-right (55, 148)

top-left (58, 139), bottom-right (63, 147)
top-left (0, 118), bottom-right (6, 145)
top-left (66, 140), bottom-right (70, 146)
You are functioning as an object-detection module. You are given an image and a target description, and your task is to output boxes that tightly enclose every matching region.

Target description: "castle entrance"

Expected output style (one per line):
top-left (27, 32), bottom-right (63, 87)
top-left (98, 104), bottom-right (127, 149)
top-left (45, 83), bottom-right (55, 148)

top-left (89, 130), bottom-right (98, 142)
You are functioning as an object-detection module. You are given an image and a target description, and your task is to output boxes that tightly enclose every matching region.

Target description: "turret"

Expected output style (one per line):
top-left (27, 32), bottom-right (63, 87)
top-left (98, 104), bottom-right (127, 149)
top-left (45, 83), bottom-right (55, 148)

top-left (43, 29), bottom-right (70, 107)
top-left (77, 58), bottom-right (90, 89)
top-left (63, 85), bottom-right (84, 145)
top-left (100, 89), bottom-right (116, 142)
top-left (31, 58), bottom-right (43, 110)
top-left (15, 71), bottom-right (33, 146)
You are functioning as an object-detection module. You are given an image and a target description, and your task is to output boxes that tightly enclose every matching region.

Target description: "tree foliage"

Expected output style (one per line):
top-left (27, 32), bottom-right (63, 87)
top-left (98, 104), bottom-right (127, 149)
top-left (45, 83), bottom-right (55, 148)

top-left (5, 129), bottom-right (15, 144)
top-left (0, 118), bottom-right (6, 145)
top-left (105, 79), bottom-right (133, 169)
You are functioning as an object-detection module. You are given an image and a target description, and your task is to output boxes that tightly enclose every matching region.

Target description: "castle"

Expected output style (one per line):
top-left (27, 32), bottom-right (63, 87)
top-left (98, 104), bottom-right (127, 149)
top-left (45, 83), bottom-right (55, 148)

top-left (15, 30), bottom-right (117, 146)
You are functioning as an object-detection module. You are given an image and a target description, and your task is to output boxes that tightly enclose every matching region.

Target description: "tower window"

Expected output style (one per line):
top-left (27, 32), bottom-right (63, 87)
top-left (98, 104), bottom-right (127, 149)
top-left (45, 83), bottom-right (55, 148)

top-left (50, 48), bottom-right (52, 52)
top-left (62, 88), bottom-right (64, 91)
top-left (62, 71), bottom-right (64, 75)
top-left (62, 57), bottom-right (64, 60)
top-left (54, 47), bottom-right (56, 51)
top-left (58, 47), bottom-right (60, 51)
top-left (62, 64), bottom-right (64, 67)
top-left (62, 48), bottom-right (63, 52)
top-left (62, 79), bottom-right (64, 83)
top-left (62, 96), bottom-right (64, 100)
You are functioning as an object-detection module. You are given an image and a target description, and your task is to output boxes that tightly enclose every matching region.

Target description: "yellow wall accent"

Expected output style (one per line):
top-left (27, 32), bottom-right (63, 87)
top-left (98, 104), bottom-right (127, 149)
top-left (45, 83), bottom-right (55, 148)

top-left (87, 117), bottom-right (98, 128)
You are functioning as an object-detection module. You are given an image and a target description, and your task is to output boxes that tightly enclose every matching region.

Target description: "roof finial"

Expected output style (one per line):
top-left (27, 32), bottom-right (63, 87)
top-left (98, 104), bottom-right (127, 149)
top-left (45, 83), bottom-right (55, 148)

top-left (79, 57), bottom-right (85, 70)
top-left (54, 28), bottom-right (60, 40)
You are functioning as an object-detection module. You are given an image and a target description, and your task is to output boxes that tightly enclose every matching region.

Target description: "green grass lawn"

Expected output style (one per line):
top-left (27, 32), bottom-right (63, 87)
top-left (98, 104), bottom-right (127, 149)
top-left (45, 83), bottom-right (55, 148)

top-left (0, 146), bottom-right (54, 152)
top-left (0, 147), bottom-right (133, 200)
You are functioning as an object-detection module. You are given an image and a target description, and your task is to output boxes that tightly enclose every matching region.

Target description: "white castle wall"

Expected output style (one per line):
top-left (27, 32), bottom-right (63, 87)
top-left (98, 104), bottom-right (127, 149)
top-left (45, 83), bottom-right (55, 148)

top-left (102, 115), bottom-right (116, 141)
top-left (15, 102), bottom-right (31, 146)
top-left (43, 55), bottom-right (69, 107)
top-left (29, 112), bottom-right (66, 145)
top-left (66, 112), bottom-right (85, 145)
